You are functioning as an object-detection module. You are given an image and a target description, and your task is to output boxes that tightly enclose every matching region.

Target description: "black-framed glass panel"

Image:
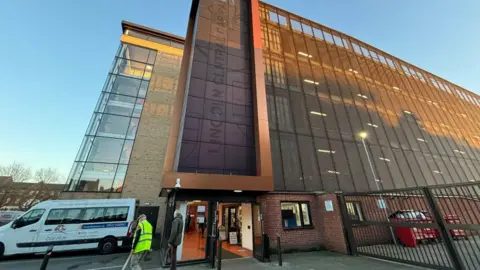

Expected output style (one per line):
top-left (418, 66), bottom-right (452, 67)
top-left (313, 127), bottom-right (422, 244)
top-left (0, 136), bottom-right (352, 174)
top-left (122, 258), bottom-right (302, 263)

top-left (280, 202), bottom-right (312, 229)
top-left (65, 43), bottom-right (158, 192)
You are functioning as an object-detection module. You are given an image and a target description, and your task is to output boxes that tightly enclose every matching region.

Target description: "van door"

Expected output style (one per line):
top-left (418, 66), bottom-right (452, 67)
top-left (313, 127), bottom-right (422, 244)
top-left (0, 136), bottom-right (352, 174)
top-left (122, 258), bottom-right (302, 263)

top-left (5, 209), bottom-right (45, 255)
top-left (34, 208), bottom-right (84, 253)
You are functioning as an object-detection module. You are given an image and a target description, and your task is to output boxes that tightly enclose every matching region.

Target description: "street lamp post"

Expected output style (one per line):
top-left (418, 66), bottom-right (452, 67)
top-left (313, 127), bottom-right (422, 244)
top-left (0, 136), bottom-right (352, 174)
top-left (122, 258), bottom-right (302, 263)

top-left (359, 131), bottom-right (397, 245)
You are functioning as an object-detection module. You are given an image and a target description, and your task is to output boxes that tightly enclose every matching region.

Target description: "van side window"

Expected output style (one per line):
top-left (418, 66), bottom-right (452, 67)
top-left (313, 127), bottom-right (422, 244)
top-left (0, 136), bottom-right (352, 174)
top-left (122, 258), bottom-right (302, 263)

top-left (104, 207), bottom-right (129, 222)
top-left (45, 208), bottom-right (83, 225)
top-left (15, 209), bottom-right (45, 228)
top-left (82, 208), bottom-right (106, 223)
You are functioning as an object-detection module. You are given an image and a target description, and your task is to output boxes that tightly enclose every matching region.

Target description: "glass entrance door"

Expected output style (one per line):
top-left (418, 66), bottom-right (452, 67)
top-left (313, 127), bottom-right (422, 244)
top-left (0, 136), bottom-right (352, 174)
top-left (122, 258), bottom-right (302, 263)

top-left (175, 200), bottom-right (209, 262)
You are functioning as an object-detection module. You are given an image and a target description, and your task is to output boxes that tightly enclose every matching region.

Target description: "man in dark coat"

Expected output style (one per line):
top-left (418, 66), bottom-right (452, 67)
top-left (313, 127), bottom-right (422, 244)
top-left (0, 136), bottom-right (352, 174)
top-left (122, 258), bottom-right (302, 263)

top-left (168, 210), bottom-right (184, 270)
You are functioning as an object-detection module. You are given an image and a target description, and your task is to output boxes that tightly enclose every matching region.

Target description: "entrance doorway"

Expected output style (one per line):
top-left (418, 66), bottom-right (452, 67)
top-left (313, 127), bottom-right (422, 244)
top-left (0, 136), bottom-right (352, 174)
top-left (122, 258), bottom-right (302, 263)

top-left (218, 203), bottom-right (253, 259)
top-left (172, 200), bottom-right (254, 263)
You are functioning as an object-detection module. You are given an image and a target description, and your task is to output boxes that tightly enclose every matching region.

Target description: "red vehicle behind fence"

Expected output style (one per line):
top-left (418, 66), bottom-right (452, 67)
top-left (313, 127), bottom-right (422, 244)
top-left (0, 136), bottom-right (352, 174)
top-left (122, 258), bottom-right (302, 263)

top-left (389, 210), bottom-right (437, 247)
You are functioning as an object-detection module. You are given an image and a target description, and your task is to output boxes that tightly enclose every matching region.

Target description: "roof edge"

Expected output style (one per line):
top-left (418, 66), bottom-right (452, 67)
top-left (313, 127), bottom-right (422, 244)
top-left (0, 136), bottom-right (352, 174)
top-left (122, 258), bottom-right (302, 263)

top-left (121, 20), bottom-right (185, 44)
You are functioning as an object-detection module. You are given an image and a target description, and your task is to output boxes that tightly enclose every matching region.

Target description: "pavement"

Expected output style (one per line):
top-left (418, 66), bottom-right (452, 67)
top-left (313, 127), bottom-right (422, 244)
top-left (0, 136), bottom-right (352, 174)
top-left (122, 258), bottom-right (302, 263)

top-left (0, 250), bottom-right (423, 270)
top-left (357, 235), bottom-right (480, 269)
top-left (178, 251), bottom-right (424, 270)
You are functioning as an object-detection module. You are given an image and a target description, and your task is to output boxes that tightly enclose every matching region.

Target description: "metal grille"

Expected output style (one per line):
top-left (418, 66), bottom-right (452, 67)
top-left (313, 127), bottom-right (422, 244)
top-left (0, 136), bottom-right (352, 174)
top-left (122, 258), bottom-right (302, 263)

top-left (340, 182), bottom-right (480, 269)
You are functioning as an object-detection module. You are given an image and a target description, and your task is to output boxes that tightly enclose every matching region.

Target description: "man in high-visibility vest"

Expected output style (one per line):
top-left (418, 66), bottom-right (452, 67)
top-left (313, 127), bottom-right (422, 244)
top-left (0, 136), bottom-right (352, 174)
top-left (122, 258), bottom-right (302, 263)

top-left (130, 214), bottom-right (152, 270)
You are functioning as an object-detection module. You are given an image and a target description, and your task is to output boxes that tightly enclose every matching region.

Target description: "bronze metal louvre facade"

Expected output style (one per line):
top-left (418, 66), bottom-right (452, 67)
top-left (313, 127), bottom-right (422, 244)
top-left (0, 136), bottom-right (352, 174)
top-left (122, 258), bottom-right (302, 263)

top-left (259, 2), bottom-right (480, 193)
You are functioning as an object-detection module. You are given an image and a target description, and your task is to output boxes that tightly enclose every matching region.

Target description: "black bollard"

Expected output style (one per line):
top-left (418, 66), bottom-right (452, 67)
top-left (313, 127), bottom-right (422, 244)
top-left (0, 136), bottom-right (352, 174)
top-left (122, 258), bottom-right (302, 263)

top-left (40, 245), bottom-right (54, 270)
top-left (276, 234), bottom-right (282, 266)
top-left (210, 235), bottom-right (216, 269)
top-left (217, 240), bottom-right (223, 270)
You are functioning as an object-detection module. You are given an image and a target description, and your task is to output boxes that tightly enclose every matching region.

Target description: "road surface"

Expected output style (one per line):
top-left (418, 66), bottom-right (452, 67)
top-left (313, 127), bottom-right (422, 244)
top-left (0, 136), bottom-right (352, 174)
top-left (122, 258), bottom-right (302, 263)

top-left (0, 251), bottom-right (162, 270)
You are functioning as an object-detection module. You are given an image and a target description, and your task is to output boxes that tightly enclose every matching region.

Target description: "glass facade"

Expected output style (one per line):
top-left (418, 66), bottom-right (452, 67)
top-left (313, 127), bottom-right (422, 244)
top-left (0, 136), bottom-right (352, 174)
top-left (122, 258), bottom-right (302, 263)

top-left (64, 43), bottom-right (158, 192)
top-left (260, 2), bottom-right (480, 192)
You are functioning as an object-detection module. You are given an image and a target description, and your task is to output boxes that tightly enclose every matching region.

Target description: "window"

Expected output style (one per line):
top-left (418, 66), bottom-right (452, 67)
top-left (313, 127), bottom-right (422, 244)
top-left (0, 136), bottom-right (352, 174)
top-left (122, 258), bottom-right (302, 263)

top-left (82, 208), bottom-right (106, 223)
top-left (104, 207), bottom-right (129, 222)
top-left (346, 202), bottom-right (364, 222)
top-left (312, 27), bottom-right (324, 40)
top-left (333, 34), bottom-right (344, 48)
top-left (106, 75), bottom-right (143, 97)
top-left (268, 11), bottom-right (278, 23)
top-left (302, 23), bottom-right (313, 36)
top-left (118, 43), bottom-right (156, 64)
top-left (15, 209), bottom-right (45, 228)
top-left (278, 14), bottom-right (287, 26)
top-left (280, 202), bottom-right (312, 229)
top-left (290, 19), bottom-right (302, 32)
top-left (45, 208), bottom-right (83, 225)
top-left (323, 31), bottom-right (334, 44)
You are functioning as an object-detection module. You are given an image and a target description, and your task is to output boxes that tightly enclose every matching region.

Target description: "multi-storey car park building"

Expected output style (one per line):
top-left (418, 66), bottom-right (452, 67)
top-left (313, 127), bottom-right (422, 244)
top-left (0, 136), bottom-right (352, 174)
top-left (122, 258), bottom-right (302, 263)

top-left (60, 0), bottom-right (480, 267)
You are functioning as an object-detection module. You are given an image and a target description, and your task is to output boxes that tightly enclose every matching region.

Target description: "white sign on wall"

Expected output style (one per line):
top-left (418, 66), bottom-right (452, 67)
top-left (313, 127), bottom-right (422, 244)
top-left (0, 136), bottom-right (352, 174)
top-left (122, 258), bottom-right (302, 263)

top-left (378, 199), bottom-right (387, 209)
top-left (325, 200), bottom-right (334, 212)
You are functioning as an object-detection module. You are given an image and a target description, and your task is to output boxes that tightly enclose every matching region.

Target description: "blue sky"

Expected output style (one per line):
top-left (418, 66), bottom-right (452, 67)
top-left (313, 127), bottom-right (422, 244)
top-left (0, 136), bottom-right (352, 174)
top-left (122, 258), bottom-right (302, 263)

top-left (1, 0), bottom-right (479, 179)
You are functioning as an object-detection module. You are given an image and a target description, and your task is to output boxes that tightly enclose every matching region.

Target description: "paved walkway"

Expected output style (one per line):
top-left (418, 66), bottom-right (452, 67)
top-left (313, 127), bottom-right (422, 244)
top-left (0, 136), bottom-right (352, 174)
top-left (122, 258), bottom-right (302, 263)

top-left (157, 251), bottom-right (423, 270)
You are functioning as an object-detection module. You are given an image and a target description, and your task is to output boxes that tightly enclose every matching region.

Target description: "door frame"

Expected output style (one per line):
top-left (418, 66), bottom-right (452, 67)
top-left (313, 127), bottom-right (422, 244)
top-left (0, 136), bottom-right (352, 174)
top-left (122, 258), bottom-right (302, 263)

top-left (251, 202), bottom-right (266, 261)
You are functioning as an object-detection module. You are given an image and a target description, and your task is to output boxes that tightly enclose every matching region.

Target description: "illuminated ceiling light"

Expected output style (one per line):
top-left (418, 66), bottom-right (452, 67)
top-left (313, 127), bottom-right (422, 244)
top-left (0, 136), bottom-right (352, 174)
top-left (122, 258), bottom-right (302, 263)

top-left (404, 110), bottom-right (413, 115)
top-left (358, 131), bottom-right (368, 139)
top-left (357, 93), bottom-right (368, 99)
top-left (453, 149), bottom-right (466, 155)
top-left (470, 180), bottom-right (476, 182)
top-left (367, 123), bottom-right (379, 128)
top-left (433, 170), bottom-right (443, 174)
top-left (474, 136), bottom-right (480, 139)
top-left (146, 65), bottom-right (153, 70)
top-left (234, 190), bottom-right (243, 193)
top-left (327, 170), bottom-right (340, 175)
top-left (417, 138), bottom-right (427, 142)
top-left (310, 111), bottom-right (327, 116)
top-left (379, 157), bottom-right (391, 162)
top-left (375, 179), bottom-right (381, 182)
top-left (392, 86), bottom-right (400, 90)
top-left (348, 68), bottom-right (359, 74)
top-left (461, 114), bottom-right (467, 117)
top-left (304, 79), bottom-right (320, 85)
top-left (318, 149), bottom-right (336, 154)
top-left (298, 51), bottom-right (312, 58)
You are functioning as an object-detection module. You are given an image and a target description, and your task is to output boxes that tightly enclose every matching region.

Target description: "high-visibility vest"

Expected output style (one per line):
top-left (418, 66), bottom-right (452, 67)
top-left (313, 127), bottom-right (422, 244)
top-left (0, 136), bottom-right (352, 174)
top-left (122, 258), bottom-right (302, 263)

top-left (134, 220), bottom-right (153, 253)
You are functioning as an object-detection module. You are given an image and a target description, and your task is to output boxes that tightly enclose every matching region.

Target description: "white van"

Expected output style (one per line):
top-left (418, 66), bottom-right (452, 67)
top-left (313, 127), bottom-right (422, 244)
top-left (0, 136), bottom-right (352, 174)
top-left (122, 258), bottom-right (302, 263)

top-left (0, 198), bottom-right (136, 257)
top-left (0, 211), bottom-right (24, 227)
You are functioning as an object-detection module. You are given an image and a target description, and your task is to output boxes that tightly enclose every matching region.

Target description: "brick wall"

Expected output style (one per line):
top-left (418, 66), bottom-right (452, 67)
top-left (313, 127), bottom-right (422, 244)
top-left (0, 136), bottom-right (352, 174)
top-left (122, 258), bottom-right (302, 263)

top-left (58, 192), bottom-right (121, 200)
top-left (316, 194), bottom-right (348, 253)
top-left (258, 193), bottom-right (323, 252)
top-left (257, 193), bottom-right (349, 254)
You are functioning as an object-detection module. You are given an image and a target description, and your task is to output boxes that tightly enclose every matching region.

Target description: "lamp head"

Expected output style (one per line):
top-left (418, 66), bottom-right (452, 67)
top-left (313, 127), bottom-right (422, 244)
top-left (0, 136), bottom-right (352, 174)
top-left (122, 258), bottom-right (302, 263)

top-left (359, 131), bottom-right (368, 139)
top-left (175, 178), bottom-right (181, 189)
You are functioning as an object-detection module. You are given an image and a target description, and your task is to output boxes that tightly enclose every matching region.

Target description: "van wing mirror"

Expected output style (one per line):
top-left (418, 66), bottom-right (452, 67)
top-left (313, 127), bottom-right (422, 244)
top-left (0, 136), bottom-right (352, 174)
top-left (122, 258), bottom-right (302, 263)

top-left (11, 219), bottom-right (17, 229)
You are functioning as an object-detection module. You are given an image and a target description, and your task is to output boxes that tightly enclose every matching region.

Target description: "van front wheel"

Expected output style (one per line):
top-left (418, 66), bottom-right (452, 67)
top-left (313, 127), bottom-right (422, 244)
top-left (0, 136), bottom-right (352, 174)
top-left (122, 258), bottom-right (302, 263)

top-left (99, 237), bottom-right (117, 255)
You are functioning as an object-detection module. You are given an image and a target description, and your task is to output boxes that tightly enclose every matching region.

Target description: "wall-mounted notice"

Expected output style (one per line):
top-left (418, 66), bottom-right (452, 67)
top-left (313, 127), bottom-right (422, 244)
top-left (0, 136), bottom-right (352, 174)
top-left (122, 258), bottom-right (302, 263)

top-left (325, 200), bottom-right (334, 212)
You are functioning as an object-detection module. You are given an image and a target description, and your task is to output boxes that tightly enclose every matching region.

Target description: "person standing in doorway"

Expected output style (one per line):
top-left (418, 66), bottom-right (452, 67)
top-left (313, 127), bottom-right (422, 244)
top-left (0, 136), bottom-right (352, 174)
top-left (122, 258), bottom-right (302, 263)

top-left (168, 210), bottom-right (184, 270)
top-left (130, 214), bottom-right (152, 270)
